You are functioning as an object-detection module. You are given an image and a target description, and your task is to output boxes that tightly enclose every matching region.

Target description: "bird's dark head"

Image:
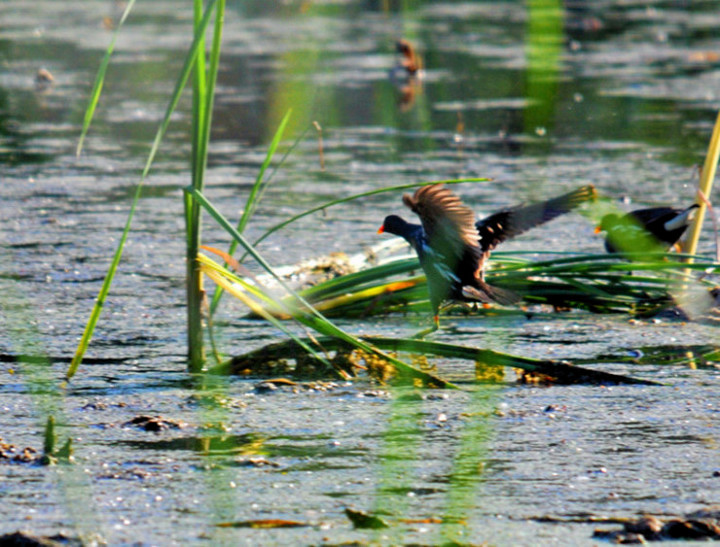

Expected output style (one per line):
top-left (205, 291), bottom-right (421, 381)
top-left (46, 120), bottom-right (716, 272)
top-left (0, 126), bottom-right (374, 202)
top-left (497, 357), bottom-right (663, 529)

top-left (378, 214), bottom-right (410, 236)
top-left (395, 39), bottom-right (421, 75)
top-left (396, 39), bottom-right (412, 56)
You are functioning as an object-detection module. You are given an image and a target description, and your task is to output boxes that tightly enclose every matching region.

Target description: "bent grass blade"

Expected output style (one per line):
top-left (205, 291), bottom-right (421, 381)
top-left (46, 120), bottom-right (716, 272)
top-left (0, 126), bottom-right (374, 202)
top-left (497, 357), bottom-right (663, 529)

top-left (198, 256), bottom-right (346, 377)
top-left (190, 188), bottom-right (456, 388)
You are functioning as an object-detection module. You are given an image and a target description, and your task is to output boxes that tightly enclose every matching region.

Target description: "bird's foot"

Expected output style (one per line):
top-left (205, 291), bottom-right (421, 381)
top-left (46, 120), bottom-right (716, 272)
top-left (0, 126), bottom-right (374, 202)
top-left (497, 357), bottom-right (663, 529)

top-left (410, 315), bottom-right (439, 339)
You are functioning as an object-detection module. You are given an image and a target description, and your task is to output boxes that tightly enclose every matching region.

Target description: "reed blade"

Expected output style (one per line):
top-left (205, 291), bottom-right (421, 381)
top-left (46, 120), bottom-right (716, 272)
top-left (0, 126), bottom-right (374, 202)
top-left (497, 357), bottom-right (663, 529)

top-left (75, 0), bottom-right (137, 157)
top-left (683, 109), bottom-right (720, 258)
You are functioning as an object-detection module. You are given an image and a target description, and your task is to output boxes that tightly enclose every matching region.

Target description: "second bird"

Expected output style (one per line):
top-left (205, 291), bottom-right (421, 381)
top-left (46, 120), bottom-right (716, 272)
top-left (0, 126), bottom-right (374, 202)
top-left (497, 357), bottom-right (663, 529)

top-left (597, 204), bottom-right (699, 255)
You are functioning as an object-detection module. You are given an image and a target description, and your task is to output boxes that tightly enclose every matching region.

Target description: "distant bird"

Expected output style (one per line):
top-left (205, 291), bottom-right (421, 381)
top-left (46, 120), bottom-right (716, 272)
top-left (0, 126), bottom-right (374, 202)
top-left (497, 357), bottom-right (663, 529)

top-left (378, 184), bottom-right (595, 334)
top-left (596, 204), bottom-right (699, 255)
top-left (388, 39), bottom-right (424, 111)
top-left (390, 39), bottom-right (423, 80)
top-left (35, 68), bottom-right (54, 92)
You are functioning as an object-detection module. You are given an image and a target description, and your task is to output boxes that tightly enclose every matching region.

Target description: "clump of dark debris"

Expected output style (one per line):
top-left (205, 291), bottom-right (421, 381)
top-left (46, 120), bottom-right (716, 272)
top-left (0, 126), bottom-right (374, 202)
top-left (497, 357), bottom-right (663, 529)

top-left (122, 415), bottom-right (187, 432)
top-left (0, 530), bottom-right (82, 547)
top-left (593, 507), bottom-right (720, 543)
top-left (0, 438), bottom-right (40, 463)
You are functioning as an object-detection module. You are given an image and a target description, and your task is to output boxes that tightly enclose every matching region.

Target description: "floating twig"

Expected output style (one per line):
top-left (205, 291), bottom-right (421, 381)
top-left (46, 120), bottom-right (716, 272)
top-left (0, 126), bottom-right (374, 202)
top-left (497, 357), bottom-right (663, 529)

top-left (313, 120), bottom-right (324, 171)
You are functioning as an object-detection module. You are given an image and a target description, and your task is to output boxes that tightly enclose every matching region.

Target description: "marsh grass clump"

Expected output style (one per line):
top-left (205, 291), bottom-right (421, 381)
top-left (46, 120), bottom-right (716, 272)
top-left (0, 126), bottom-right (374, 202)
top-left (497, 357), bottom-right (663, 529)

top-left (256, 250), bottom-right (719, 320)
top-left (38, 416), bottom-right (73, 466)
top-left (213, 340), bottom-right (398, 383)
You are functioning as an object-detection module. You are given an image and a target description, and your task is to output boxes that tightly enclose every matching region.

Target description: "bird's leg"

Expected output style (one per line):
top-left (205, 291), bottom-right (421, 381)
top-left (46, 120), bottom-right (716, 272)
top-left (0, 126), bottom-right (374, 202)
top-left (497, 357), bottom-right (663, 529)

top-left (411, 314), bottom-right (439, 339)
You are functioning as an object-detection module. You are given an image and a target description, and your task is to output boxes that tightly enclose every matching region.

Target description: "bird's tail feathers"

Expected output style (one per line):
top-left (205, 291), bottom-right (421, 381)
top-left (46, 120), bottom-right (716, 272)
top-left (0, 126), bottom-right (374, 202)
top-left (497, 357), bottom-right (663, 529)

top-left (664, 204), bottom-right (699, 231)
top-left (462, 282), bottom-right (520, 306)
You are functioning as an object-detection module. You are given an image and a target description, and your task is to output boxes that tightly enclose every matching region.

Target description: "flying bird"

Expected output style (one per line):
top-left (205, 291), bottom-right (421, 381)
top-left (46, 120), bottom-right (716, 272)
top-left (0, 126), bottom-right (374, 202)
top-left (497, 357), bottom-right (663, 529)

top-left (378, 184), bottom-right (595, 335)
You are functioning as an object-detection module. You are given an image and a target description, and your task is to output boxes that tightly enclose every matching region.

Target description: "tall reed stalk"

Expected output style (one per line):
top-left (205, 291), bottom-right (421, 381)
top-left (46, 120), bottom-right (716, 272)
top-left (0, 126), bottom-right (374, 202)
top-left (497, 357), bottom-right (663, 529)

top-left (186, 0), bottom-right (226, 371)
top-left (683, 108), bottom-right (720, 257)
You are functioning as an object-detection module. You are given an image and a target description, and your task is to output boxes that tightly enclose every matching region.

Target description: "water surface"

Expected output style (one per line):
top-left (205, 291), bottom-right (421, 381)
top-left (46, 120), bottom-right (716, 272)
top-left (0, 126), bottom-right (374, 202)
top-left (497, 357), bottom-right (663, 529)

top-left (1, 1), bottom-right (719, 544)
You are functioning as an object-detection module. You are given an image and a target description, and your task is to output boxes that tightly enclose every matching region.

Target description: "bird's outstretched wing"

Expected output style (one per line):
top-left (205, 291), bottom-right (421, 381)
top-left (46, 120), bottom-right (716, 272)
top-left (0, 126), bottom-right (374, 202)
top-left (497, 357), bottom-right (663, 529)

top-left (402, 184), bottom-right (479, 261)
top-left (476, 184), bottom-right (596, 252)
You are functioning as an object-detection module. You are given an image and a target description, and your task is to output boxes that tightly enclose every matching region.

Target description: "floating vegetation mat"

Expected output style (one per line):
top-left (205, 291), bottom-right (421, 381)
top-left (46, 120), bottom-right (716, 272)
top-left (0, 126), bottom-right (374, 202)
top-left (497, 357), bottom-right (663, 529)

top-left (212, 336), bottom-right (658, 386)
top-left (205, 247), bottom-right (717, 386)
top-left (268, 250), bottom-right (720, 320)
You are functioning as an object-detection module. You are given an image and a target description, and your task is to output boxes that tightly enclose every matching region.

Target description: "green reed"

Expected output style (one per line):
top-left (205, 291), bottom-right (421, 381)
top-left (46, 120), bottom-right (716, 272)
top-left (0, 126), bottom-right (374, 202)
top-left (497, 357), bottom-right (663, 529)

top-left (185, 0), bottom-right (226, 370)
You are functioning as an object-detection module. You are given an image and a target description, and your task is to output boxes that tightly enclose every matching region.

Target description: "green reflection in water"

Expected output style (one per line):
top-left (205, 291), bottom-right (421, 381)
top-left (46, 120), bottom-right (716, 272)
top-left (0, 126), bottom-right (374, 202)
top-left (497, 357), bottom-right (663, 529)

top-left (524, 0), bottom-right (563, 147)
top-left (373, 388), bottom-right (425, 542)
top-left (0, 256), bottom-right (101, 540)
top-left (370, 380), bottom-right (502, 542)
top-left (439, 385), bottom-right (500, 544)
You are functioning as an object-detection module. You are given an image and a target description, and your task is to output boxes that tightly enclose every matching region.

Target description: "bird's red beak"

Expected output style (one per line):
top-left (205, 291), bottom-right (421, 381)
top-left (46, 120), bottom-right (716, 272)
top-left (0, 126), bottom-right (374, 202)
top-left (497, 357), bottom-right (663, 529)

top-left (594, 225), bottom-right (602, 234)
top-left (377, 225), bottom-right (385, 234)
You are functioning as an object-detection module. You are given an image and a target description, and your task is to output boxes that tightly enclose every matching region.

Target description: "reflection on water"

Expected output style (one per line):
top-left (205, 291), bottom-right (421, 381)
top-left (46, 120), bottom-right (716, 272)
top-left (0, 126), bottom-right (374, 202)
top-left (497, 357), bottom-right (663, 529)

top-left (1, 0), bottom-right (720, 544)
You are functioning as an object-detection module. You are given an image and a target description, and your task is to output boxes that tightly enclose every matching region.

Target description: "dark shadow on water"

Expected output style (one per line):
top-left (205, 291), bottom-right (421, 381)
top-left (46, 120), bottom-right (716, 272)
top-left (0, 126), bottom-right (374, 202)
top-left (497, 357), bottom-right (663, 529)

top-left (577, 344), bottom-right (720, 368)
top-left (115, 432), bottom-right (370, 461)
top-left (116, 433), bottom-right (266, 455)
